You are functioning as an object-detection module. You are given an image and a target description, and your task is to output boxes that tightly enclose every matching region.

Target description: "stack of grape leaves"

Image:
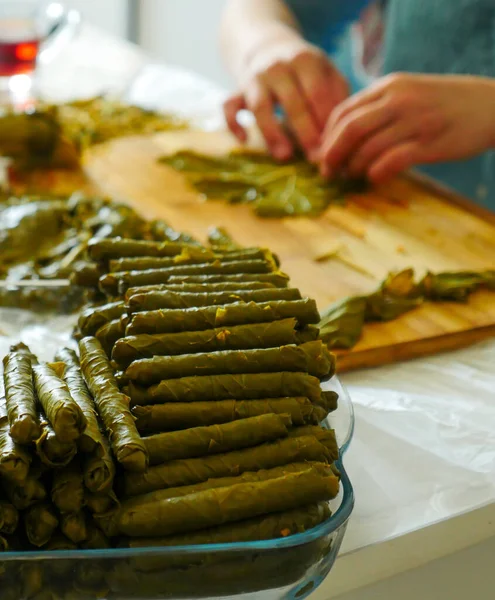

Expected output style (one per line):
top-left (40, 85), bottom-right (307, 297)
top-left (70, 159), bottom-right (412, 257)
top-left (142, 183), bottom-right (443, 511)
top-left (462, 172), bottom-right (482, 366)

top-left (0, 96), bottom-right (187, 170)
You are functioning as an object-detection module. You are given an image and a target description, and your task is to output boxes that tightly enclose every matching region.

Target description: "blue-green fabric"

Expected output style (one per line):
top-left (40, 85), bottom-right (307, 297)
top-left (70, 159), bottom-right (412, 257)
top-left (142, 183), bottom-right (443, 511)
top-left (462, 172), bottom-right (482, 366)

top-left (284, 0), bottom-right (495, 209)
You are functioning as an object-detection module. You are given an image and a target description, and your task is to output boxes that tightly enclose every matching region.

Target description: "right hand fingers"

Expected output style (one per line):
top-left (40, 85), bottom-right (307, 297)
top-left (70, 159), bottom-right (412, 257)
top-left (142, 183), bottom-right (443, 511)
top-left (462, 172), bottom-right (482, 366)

top-left (319, 100), bottom-right (395, 177)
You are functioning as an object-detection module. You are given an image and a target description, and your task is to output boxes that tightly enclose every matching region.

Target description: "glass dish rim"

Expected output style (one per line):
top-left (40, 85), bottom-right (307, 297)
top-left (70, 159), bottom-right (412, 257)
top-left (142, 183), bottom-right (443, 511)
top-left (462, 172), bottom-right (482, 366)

top-left (0, 377), bottom-right (355, 562)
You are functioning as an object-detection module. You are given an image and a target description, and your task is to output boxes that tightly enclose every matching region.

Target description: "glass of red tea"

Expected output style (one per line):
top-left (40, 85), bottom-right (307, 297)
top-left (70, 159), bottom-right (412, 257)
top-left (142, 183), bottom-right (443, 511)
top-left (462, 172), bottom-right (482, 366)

top-left (0, 1), bottom-right (81, 103)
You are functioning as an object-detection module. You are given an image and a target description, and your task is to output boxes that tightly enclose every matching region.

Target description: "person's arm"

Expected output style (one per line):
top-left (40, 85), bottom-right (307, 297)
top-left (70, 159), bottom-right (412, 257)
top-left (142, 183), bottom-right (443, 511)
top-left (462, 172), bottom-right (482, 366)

top-left (220, 0), bottom-right (301, 80)
top-left (319, 74), bottom-right (495, 183)
top-left (220, 0), bottom-right (348, 161)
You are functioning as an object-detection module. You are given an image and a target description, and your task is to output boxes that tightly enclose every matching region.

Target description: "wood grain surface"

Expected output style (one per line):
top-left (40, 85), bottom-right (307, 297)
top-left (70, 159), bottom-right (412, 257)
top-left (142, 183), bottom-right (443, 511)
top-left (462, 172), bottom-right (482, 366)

top-left (19, 128), bottom-right (495, 371)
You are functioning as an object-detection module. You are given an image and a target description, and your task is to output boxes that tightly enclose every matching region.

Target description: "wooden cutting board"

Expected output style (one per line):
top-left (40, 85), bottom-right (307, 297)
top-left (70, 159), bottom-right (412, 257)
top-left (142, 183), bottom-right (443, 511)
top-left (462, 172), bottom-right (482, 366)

top-left (20, 129), bottom-right (495, 372)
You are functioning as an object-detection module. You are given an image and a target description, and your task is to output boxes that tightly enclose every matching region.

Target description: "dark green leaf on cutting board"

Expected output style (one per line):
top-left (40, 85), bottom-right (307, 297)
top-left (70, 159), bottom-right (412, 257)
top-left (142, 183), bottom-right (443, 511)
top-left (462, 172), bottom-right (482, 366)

top-left (159, 150), bottom-right (367, 218)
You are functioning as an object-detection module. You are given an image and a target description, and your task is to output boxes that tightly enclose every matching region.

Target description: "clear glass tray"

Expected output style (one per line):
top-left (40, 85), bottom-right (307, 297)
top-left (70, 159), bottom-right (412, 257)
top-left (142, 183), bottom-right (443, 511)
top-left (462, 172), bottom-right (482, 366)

top-left (0, 310), bottom-right (355, 600)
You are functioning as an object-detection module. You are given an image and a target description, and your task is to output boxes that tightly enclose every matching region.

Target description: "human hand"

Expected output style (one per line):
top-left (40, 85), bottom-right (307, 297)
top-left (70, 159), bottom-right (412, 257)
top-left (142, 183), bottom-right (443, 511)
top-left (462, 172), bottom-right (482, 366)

top-left (224, 37), bottom-right (348, 161)
top-left (319, 74), bottom-right (495, 183)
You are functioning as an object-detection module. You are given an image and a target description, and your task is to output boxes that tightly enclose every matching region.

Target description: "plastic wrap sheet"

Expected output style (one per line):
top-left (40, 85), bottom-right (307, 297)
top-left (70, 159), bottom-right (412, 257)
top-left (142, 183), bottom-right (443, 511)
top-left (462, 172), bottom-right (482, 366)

top-left (340, 339), bottom-right (495, 553)
top-left (123, 63), bottom-right (256, 132)
top-left (123, 62), bottom-right (229, 131)
top-left (0, 309), bottom-right (77, 364)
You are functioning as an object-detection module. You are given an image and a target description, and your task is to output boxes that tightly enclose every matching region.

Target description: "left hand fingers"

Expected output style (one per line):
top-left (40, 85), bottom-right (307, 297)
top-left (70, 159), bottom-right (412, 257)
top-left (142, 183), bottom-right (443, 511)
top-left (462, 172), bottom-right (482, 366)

top-left (319, 100), bottom-right (395, 177)
top-left (346, 122), bottom-right (415, 177)
top-left (368, 141), bottom-right (421, 183)
top-left (325, 82), bottom-right (386, 132)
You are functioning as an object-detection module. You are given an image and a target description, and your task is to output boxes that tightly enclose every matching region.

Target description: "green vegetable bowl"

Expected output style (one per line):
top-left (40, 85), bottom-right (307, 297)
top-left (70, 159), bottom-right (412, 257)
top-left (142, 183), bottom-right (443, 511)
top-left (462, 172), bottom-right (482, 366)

top-left (0, 377), bottom-right (354, 600)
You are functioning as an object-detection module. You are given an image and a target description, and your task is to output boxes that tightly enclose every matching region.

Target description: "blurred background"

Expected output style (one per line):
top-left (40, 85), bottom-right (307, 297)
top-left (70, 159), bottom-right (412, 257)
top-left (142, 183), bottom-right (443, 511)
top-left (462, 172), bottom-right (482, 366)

top-left (65, 0), bottom-right (233, 89)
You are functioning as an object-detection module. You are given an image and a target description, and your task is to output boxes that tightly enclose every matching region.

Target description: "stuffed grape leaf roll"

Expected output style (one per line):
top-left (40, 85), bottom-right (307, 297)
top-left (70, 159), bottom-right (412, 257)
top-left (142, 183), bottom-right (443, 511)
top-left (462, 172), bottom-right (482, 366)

top-left (125, 341), bottom-right (334, 385)
top-left (109, 254), bottom-right (213, 273)
top-left (0, 502), bottom-right (18, 535)
top-left (79, 337), bottom-right (148, 472)
top-left (100, 259), bottom-right (277, 295)
top-left (125, 281), bottom-right (277, 298)
top-left (44, 533), bottom-right (77, 551)
top-left (110, 463), bottom-right (337, 541)
top-left (88, 237), bottom-right (212, 263)
top-left (82, 434), bottom-right (116, 494)
top-left (126, 287), bottom-right (301, 312)
top-left (32, 363), bottom-right (86, 443)
top-left (0, 399), bottom-right (31, 483)
top-left (3, 475), bottom-right (46, 509)
top-left (54, 348), bottom-right (105, 454)
top-left (78, 301), bottom-right (126, 337)
top-left (122, 461), bottom-right (331, 504)
top-left (51, 462), bottom-right (85, 514)
top-left (133, 397), bottom-right (327, 433)
top-left (81, 524), bottom-right (111, 549)
top-left (125, 299), bottom-right (319, 336)
top-left (165, 272), bottom-right (290, 287)
top-left (35, 414), bottom-right (77, 468)
top-left (288, 426), bottom-right (339, 462)
top-left (111, 247), bottom-right (276, 272)
top-left (112, 318), bottom-right (317, 369)
top-left (85, 490), bottom-right (119, 515)
top-left (70, 260), bottom-right (105, 288)
top-left (143, 413), bottom-right (291, 464)
top-left (124, 435), bottom-right (332, 495)
top-left (118, 465), bottom-right (338, 537)
top-left (2, 349), bottom-right (40, 444)
top-left (24, 503), bottom-right (58, 547)
top-left (127, 502), bottom-right (330, 546)
top-left (60, 511), bottom-right (88, 544)
top-left (95, 318), bottom-right (126, 357)
top-left (124, 372), bottom-right (323, 406)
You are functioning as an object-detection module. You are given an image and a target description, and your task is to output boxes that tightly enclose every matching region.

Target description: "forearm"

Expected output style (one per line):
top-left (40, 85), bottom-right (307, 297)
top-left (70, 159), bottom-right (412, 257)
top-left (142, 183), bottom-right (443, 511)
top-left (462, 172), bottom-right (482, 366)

top-left (464, 75), bottom-right (495, 150)
top-left (220, 0), bottom-right (302, 81)
top-left (486, 78), bottom-right (495, 149)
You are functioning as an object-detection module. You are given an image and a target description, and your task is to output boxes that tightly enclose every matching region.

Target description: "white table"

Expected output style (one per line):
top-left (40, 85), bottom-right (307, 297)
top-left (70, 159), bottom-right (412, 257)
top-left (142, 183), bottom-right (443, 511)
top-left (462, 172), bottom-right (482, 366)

top-left (37, 24), bottom-right (495, 600)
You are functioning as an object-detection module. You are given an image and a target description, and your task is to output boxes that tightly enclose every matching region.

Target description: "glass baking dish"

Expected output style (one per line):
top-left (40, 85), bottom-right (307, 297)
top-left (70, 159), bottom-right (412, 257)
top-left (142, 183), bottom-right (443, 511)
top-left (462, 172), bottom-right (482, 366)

top-left (0, 371), bottom-right (354, 600)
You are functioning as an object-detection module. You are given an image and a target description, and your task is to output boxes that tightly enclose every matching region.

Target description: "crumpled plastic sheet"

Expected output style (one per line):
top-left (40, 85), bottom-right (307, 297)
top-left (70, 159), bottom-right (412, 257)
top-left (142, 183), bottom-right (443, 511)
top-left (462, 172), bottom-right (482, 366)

top-left (339, 339), bottom-right (495, 553)
top-left (123, 62), bottom-right (255, 132)
top-left (124, 63), bottom-right (229, 131)
top-left (0, 309), bottom-right (77, 366)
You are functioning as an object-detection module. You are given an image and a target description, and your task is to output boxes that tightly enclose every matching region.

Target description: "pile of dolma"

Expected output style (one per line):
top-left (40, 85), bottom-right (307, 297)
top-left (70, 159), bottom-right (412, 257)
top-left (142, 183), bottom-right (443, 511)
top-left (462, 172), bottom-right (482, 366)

top-left (0, 343), bottom-right (118, 600)
top-left (159, 149), bottom-right (366, 218)
top-left (0, 191), bottom-right (200, 311)
top-left (0, 227), bottom-right (342, 598)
